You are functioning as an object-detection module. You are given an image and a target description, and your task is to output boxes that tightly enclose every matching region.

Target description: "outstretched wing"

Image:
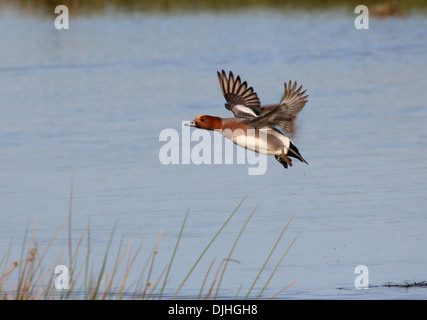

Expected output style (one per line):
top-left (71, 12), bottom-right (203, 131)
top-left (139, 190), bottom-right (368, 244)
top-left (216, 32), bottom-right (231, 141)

top-left (217, 70), bottom-right (262, 118)
top-left (245, 80), bottom-right (308, 131)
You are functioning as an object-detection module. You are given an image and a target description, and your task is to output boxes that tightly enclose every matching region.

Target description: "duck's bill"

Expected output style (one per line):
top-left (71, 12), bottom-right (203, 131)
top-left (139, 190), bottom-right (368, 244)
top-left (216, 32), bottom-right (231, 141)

top-left (185, 121), bottom-right (196, 127)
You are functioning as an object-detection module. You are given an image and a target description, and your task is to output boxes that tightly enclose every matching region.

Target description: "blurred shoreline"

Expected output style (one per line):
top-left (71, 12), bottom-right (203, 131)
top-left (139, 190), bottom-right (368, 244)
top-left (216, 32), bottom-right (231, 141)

top-left (0, 0), bottom-right (426, 17)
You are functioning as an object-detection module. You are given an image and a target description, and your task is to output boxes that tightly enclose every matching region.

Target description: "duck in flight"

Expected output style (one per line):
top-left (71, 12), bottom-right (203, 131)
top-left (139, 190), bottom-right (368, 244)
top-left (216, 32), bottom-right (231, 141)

top-left (187, 70), bottom-right (309, 169)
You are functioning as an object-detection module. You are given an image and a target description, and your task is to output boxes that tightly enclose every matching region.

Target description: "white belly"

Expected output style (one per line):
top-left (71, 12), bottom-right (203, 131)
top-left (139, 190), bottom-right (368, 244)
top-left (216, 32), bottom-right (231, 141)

top-left (219, 128), bottom-right (290, 155)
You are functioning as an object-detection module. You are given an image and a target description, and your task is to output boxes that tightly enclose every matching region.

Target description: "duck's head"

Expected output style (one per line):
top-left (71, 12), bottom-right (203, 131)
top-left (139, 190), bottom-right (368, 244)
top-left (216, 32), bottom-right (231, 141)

top-left (186, 115), bottom-right (222, 130)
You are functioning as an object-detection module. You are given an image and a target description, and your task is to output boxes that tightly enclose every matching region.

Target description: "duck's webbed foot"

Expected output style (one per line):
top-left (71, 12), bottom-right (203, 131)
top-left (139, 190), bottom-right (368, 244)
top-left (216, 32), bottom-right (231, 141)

top-left (274, 153), bottom-right (292, 169)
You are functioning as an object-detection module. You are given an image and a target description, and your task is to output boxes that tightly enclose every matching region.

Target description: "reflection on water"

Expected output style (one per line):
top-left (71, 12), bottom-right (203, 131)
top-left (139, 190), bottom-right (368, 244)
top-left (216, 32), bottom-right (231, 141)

top-left (0, 2), bottom-right (427, 299)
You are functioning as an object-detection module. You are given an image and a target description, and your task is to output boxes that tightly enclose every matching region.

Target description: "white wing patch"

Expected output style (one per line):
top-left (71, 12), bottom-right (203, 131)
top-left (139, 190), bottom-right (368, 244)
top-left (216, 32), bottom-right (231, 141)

top-left (232, 105), bottom-right (258, 118)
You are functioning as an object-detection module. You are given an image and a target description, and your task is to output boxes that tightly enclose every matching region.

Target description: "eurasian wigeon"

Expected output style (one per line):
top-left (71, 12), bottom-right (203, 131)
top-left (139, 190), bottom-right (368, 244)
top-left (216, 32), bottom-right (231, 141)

top-left (187, 70), bottom-right (308, 169)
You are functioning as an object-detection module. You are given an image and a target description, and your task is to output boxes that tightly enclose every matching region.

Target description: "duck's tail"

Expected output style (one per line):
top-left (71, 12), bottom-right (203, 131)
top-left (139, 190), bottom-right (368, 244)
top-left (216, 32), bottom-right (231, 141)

top-left (287, 141), bottom-right (308, 164)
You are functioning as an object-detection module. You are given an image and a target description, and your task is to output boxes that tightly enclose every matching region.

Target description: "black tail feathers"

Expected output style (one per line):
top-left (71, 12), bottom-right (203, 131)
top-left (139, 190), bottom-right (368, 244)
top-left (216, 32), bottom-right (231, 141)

top-left (287, 141), bottom-right (308, 164)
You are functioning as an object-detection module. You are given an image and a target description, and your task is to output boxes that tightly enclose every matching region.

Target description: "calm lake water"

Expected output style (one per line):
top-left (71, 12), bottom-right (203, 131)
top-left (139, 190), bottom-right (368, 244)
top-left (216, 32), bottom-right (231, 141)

top-left (0, 4), bottom-right (427, 299)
